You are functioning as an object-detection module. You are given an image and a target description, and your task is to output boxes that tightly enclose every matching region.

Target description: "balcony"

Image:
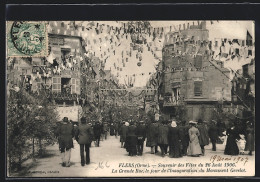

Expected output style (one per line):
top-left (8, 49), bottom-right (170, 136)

top-left (49, 91), bottom-right (78, 101)
top-left (145, 95), bottom-right (154, 101)
top-left (163, 96), bottom-right (180, 106)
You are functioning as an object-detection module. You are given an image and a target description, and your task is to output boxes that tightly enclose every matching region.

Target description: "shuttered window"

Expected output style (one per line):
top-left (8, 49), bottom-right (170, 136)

top-left (194, 81), bottom-right (202, 96)
top-left (76, 79), bottom-right (80, 94)
top-left (71, 78), bottom-right (80, 94)
top-left (52, 77), bottom-right (61, 92)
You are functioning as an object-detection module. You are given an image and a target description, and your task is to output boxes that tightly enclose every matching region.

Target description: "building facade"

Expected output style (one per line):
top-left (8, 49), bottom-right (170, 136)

top-left (159, 21), bottom-right (232, 121)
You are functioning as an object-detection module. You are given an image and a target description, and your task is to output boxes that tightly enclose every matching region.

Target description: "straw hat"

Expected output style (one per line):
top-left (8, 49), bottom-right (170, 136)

top-left (189, 120), bottom-right (197, 124)
top-left (171, 120), bottom-right (177, 127)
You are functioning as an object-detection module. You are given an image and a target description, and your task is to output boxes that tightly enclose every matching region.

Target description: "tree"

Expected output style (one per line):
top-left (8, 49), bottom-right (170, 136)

top-left (7, 88), bottom-right (58, 173)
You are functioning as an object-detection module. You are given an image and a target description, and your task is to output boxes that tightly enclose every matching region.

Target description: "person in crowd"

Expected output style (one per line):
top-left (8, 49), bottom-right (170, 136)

top-left (146, 120), bottom-right (159, 154)
top-left (119, 121), bottom-right (129, 148)
top-left (208, 120), bottom-right (219, 151)
top-left (75, 117), bottom-right (94, 166)
top-left (100, 121), bottom-right (104, 141)
top-left (224, 121), bottom-right (240, 156)
top-left (103, 121), bottom-right (109, 139)
top-left (187, 121), bottom-right (202, 157)
top-left (158, 120), bottom-right (169, 157)
top-left (178, 120), bottom-right (190, 156)
top-left (136, 120), bottom-right (146, 156)
top-left (197, 119), bottom-right (209, 156)
top-left (245, 121), bottom-right (254, 156)
top-left (110, 122), bottom-right (115, 136)
top-left (125, 121), bottom-right (137, 156)
top-left (93, 121), bottom-right (102, 147)
top-left (56, 117), bottom-right (74, 167)
top-left (168, 120), bottom-right (182, 158)
top-left (114, 121), bottom-right (119, 138)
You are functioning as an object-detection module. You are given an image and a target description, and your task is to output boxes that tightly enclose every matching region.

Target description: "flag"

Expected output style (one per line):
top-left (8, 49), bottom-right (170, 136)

top-left (47, 51), bottom-right (54, 64)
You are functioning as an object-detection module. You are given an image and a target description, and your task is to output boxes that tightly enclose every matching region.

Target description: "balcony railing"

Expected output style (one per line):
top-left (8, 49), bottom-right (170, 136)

top-left (48, 92), bottom-right (78, 101)
top-left (163, 96), bottom-right (180, 106)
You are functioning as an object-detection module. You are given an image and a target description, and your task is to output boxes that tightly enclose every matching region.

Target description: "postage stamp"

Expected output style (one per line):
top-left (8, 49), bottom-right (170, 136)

top-left (6, 21), bottom-right (48, 57)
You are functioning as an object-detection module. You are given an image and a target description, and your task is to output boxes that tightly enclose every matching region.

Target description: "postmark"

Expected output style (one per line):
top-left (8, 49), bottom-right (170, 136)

top-left (6, 21), bottom-right (48, 57)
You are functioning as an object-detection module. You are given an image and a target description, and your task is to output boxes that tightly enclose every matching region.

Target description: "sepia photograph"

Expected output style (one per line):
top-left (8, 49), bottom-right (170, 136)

top-left (6, 20), bottom-right (255, 177)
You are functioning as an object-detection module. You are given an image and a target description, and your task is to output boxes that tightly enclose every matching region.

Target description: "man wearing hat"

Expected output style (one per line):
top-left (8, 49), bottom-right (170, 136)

top-left (119, 121), bottom-right (129, 148)
top-left (197, 119), bottom-right (209, 156)
top-left (136, 120), bottom-right (146, 156)
top-left (157, 120), bottom-right (169, 157)
top-left (75, 117), bottom-right (94, 166)
top-left (56, 117), bottom-right (74, 167)
top-left (93, 121), bottom-right (102, 147)
top-left (208, 120), bottom-right (218, 151)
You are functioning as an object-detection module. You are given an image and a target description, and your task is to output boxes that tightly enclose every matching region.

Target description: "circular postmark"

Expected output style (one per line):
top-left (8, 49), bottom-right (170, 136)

top-left (10, 21), bottom-right (46, 56)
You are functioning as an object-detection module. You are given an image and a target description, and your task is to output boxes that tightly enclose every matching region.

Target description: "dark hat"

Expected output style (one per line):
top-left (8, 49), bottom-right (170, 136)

top-left (162, 120), bottom-right (168, 125)
top-left (198, 119), bottom-right (203, 123)
top-left (63, 117), bottom-right (69, 122)
top-left (152, 120), bottom-right (157, 123)
top-left (81, 117), bottom-right (86, 123)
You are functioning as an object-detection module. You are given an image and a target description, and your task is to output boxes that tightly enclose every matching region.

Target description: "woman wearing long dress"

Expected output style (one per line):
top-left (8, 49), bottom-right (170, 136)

top-left (244, 121), bottom-right (254, 155)
top-left (187, 121), bottom-right (202, 157)
top-left (224, 123), bottom-right (240, 156)
top-left (168, 120), bottom-right (182, 158)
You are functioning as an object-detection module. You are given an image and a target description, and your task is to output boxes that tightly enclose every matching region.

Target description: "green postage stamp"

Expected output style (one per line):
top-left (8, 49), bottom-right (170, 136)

top-left (6, 21), bottom-right (48, 57)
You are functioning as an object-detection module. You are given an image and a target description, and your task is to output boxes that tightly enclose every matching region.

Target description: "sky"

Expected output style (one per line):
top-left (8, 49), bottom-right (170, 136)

top-left (76, 21), bottom-right (254, 87)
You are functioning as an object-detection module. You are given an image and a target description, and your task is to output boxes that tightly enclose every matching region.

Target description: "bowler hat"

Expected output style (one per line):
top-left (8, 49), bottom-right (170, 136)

top-left (81, 117), bottom-right (86, 123)
top-left (63, 117), bottom-right (69, 122)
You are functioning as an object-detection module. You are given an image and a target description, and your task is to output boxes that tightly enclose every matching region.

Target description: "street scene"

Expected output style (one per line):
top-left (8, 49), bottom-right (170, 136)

top-left (6, 21), bottom-right (255, 177)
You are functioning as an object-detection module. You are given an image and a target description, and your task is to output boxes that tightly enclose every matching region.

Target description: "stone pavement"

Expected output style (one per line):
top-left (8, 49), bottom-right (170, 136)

top-left (18, 135), bottom-right (254, 177)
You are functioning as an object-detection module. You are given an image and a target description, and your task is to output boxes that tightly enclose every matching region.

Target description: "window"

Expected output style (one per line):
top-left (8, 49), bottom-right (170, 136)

top-left (242, 40), bottom-right (245, 46)
top-left (215, 41), bottom-right (218, 47)
top-left (32, 78), bottom-right (42, 91)
top-left (61, 22), bottom-right (64, 27)
top-left (248, 50), bottom-right (252, 56)
top-left (246, 40), bottom-right (252, 46)
top-left (61, 48), bottom-right (71, 58)
top-left (71, 78), bottom-right (80, 94)
top-left (235, 48), bottom-right (239, 55)
top-left (71, 78), bottom-right (76, 94)
top-left (194, 81), bottom-right (202, 96)
top-left (36, 79), bottom-right (42, 90)
top-left (194, 55), bottom-right (202, 68)
top-left (76, 79), bottom-right (80, 94)
top-left (52, 77), bottom-right (61, 92)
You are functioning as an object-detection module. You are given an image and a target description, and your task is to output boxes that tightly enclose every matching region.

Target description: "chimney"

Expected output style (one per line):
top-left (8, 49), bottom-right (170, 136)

top-left (201, 21), bottom-right (206, 29)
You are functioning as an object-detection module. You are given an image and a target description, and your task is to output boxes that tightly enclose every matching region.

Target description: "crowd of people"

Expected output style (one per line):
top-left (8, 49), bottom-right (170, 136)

top-left (55, 116), bottom-right (254, 167)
